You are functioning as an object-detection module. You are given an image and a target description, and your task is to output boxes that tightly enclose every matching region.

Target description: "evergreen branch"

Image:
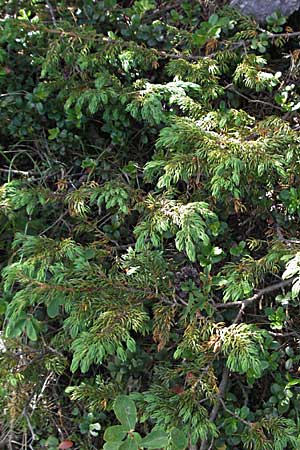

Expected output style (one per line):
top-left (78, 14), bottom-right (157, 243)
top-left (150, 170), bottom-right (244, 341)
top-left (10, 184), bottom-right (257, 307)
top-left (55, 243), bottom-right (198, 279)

top-left (19, 22), bottom-right (201, 62)
top-left (17, 21), bottom-right (244, 63)
top-left (2, 3), bottom-right (300, 448)
top-left (21, 276), bottom-right (157, 299)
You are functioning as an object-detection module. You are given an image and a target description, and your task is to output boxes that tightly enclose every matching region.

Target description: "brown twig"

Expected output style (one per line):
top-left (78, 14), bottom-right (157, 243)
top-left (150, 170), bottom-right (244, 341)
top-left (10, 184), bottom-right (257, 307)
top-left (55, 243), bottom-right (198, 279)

top-left (226, 84), bottom-right (282, 111)
top-left (259, 29), bottom-right (300, 39)
top-left (199, 301), bottom-right (245, 450)
top-left (214, 278), bottom-right (294, 310)
top-left (199, 367), bottom-right (229, 450)
top-left (219, 398), bottom-right (251, 426)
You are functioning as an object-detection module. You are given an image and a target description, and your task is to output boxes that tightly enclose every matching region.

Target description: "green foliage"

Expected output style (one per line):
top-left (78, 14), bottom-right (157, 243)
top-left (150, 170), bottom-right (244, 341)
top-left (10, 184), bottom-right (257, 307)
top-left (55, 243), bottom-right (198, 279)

top-left (103, 395), bottom-right (169, 449)
top-left (0, 1), bottom-right (300, 449)
top-left (134, 196), bottom-right (218, 261)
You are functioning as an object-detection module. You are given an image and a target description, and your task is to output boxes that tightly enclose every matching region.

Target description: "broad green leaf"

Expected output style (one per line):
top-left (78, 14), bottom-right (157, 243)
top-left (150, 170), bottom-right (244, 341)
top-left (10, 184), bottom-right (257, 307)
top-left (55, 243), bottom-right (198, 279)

top-left (104, 425), bottom-right (128, 442)
top-left (46, 436), bottom-right (59, 446)
top-left (26, 319), bottom-right (38, 341)
top-left (141, 429), bottom-right (168, 449)
top-left (114, 396), bottom-right (137, 430)
top-left (47, 296), bottom-right (62, 318)
top-left (119, 438), bottom-right (138, 450)
top-left (5, 318), bottom-right (26, 338)
top-left (132, 432), bottom-right (142, 444)
top-left (103, 442), bottom-right (123, 450)
top-left (48, 127), bottom-right (60, 140)
top-left (170, 428), bottom-right (188, 450)
top-left (209, 13), bottom-right (219, 25)
top-left (286, 378), bottom-right (300, 388)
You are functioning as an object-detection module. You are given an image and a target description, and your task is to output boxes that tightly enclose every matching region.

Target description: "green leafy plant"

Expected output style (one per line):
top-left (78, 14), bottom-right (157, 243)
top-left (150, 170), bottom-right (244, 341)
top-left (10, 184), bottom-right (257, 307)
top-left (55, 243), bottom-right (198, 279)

top-left (0, 1), bottom-right (300, 449)
top-left (103, 395), bottom-right (187, 449)
top-left (266, 11), bottom-right (286, 33)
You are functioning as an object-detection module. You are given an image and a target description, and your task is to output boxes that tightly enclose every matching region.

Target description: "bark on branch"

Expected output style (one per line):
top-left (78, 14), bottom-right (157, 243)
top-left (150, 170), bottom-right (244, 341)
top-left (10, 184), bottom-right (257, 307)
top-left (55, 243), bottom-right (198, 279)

top-left (214, 278), bottom-right (294, 310)
top-left (199, 277), bottom-right (293, 450)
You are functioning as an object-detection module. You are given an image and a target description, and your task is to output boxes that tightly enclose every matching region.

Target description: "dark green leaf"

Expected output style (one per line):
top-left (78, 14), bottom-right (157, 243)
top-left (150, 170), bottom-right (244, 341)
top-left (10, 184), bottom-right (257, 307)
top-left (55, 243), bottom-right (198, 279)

top-left (104, 425), bottom-right (128, 442)
top-left (170, 428), bottom-right (188, 450)
top-left (119, 438), bottom-right (138, 450)
top-left (141, 429), bottom-right (169, 449)
top-left (114, 396), bottom-right (137, 430)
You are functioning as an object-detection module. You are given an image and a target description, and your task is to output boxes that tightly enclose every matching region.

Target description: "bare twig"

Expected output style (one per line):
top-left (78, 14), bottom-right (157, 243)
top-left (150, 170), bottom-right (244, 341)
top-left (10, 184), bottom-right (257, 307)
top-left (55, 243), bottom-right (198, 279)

top-left (0, 168), bottom-right (32, 176)
top-left (276, 224), bottom-right (300, 246)
top-left (0, 91), bottom-right (28, 97)
top-left (258, 29), bottom-right (300, 39)
top-left (214, 278), bottom-right (294, 310)
top-left (226, 85), bottom-right (282, 111)
top-left (233, 301), bottom-right (246, 323)
top-left (219, 398), bottom-right (251, 426)
top-left (199, 368), bottom-right (229, 450)
top-left (269, 331), bottom-right (300, 338)
top-left (40, 210), bottom-right (69, 235)
top-left (24, 413), bottom-right (36, 443)
top-left (45, 0), bottom-right (57, 27)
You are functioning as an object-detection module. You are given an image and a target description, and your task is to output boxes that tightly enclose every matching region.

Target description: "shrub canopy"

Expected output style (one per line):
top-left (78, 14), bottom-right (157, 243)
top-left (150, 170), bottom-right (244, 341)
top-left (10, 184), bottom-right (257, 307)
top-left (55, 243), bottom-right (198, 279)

top-left (1, 1), bottom-right (300, 449)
